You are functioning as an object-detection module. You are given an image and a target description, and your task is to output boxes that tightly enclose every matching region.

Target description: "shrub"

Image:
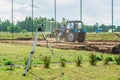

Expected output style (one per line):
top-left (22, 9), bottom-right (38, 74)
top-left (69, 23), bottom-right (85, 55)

top-left (75, 55), bottom-right (82, 67)
top-left (96, 56), bottom-right (103, 61)
top-left (22, 29), bottom-right (28, 37)
top-left (4, 60), bottom-right (15, 70)
top-left (103, 57), bottom-right (110, 65)
top-left (60, 57), bottom-right (66, 67)
top-left (114, 55), bottom-right (120, 65)
top-left (41, 56), bottom-right (51, 68)
top-left (22, 29), bottom-right (27, 34)
top-left (24, 57), bottom-right (33, 71)
top-left (107, 56), bottom-right (113, 61)
top-left (4, 60), bottom-right (12, 65)
top-left (89, 53), bottom-right (97, 66)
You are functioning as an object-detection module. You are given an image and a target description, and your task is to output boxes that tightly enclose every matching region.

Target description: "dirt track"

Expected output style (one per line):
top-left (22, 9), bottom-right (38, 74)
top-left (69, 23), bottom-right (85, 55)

top-left (0, 38), bottom-right (120, 54)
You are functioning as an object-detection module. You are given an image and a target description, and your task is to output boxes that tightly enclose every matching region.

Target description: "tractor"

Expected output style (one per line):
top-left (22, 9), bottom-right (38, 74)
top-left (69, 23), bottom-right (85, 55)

top-left (55, 20), bottom-right (86, 42)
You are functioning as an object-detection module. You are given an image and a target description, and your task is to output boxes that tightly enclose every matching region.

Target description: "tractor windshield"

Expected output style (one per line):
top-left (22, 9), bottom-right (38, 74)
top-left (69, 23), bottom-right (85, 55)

top-left (66, 23), bottom-right (74, 29)
top-left (78, 23), bottom-right (82, 29)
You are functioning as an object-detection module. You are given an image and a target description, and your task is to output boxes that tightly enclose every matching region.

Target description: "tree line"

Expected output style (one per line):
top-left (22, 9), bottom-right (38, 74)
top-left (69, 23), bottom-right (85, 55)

top-left (0, 17), bottom-right (120, 33)
top-left (0, 17), bottom-right (58, 33)
top-left (84, 23), bottom-right (120, 32)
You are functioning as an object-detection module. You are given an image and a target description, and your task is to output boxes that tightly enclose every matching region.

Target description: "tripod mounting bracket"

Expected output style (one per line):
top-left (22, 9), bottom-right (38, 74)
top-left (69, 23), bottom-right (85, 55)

top-left (38, 24), bottom-right (43, 32)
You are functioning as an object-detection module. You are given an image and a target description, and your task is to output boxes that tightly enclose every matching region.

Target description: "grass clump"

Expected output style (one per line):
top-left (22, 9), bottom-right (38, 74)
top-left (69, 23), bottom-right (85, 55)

top-left (96, 55), bottom-right (103, 61)
top-left (114, 55), bottom-right (120, 65)
top-left (75, 55), bottom-right (82, 67)
top-left (4, 60), bottom-right (15, 70)
top-left (60, 57), bottom-right (66, 67)
top-left (103, 56), bottom-right (113, 65)
top-left (103, 57), bottom-right (110, 65)
top-left (89, 53), bottom-right (97, 66)
top-left (41, 56), bottom-right (51, 68)
top-left (107, 56), bottom-right (113, 61)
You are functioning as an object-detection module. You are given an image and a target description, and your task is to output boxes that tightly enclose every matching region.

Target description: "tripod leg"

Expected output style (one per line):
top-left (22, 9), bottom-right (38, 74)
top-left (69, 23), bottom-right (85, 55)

top-left (23, 32), bottom-right (40, 76)
top-left (23, 52), bottom-right (33, 76)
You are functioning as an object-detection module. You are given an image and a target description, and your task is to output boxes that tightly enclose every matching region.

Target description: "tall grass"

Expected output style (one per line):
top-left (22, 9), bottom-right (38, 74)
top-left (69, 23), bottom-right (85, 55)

top-left (114, 55), bottom-right (120, 65)
top-left (89, 53), bottom-right (97, 66)
top-left (41, 56), bottom-right (51, 68)
top-left (4, 60), bottom-right (15, 70)
top-left (75, 55), bottom-right (82, 67)
top-left (60, 57), bottom-right (66, 67)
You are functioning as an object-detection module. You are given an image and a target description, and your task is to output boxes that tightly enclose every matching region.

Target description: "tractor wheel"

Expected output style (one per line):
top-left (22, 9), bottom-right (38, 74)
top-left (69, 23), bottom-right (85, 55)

top-left (66, 31), bottom-right (76, 42)
top-left (77, 31), bottom-right (86, 42)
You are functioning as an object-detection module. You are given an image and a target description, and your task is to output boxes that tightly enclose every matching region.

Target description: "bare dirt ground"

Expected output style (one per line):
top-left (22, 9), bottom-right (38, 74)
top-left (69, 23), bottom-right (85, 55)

top-left (0, 38), bottom-right (120, 54)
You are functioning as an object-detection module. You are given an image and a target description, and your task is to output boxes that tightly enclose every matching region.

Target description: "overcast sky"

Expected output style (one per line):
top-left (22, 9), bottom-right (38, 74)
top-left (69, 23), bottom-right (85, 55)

top-left (0, 0), bottom-right (120, 25)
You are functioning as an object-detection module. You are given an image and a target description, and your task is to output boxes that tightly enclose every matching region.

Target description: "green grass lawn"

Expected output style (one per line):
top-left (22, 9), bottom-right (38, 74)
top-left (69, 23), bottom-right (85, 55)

top-left (0, 64), bottom-right (120, 80)
top-left (0, 32), bottom-right (33, 39)
top-left (0, 43), bottom-right (120, 80)
top-left (0, 32), bottom-right (50, 40)
top-left (86, 32), bottom-right (120, 41)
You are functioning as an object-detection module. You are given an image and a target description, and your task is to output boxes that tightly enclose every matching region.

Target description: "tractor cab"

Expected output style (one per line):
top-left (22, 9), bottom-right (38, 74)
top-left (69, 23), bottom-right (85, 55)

top-left (66, 21), bottom-right (82, 30)
top-left (65, 21), bottom-right (86, 42)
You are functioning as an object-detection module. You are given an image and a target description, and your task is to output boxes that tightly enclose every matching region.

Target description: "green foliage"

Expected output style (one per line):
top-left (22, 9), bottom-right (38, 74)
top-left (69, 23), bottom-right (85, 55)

top-left (117, 26), bottom-right (120, 32)
top-left (89, 53), bottom-right (97, 66)
top-left (114, 55), bottom-right (120, 65)
top-left (60, 57), bottom-right (66, 67)
top-left (4, 60), bottom-right (15, 70)
top-left (96, 55), bottom-right (103, 61)
top-left (41, 56), bottom-right (51, 68)
top-left (75, 55), bottom-right (82, 67)
top-left (100, 55), bottom-right (104, 60)
top-left (22, 29), bottom-right (28, 34)
top-left (103, 56), bottom-right (113, 65)
top-left (107, 56), bottom-right (113, 61)
top-left (22, 29), bottom-right (28, 37)
top-left (7, 25), bottom-right (21, 33)
top-left (0, 20), bottom-right (11, 32)
top-left (103, 57), bottom-right (110, 65)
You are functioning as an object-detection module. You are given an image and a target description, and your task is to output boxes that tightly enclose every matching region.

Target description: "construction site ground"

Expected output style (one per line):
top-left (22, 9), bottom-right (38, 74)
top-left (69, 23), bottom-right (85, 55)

top-left (0, 38), bottom-right (120, 54)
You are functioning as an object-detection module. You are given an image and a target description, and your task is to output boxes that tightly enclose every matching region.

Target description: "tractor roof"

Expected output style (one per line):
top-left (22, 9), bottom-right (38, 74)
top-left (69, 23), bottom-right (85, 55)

top-left (67, 20), bottom-right (82, 23)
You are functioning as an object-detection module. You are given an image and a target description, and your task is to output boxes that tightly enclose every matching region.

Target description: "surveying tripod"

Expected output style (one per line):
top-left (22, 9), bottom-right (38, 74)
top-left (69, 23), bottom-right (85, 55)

top-left (23, 24), bottom-right (64, 76)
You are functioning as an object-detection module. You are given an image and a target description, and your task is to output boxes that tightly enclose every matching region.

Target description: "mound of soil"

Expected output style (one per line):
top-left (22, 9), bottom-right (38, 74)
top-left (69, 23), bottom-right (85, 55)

top-left (0, 38), bottom-right (120, 54)
top-left (16, 38), bottom-right (33, 40)
top-left (16, 38), bottom-right (44, 40)
top-left (111, 44), bottom-right (120, 54)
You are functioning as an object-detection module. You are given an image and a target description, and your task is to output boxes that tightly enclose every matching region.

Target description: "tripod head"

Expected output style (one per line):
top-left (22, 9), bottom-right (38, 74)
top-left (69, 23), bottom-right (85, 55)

top-left (38, 24), bottom-right (43, 32)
